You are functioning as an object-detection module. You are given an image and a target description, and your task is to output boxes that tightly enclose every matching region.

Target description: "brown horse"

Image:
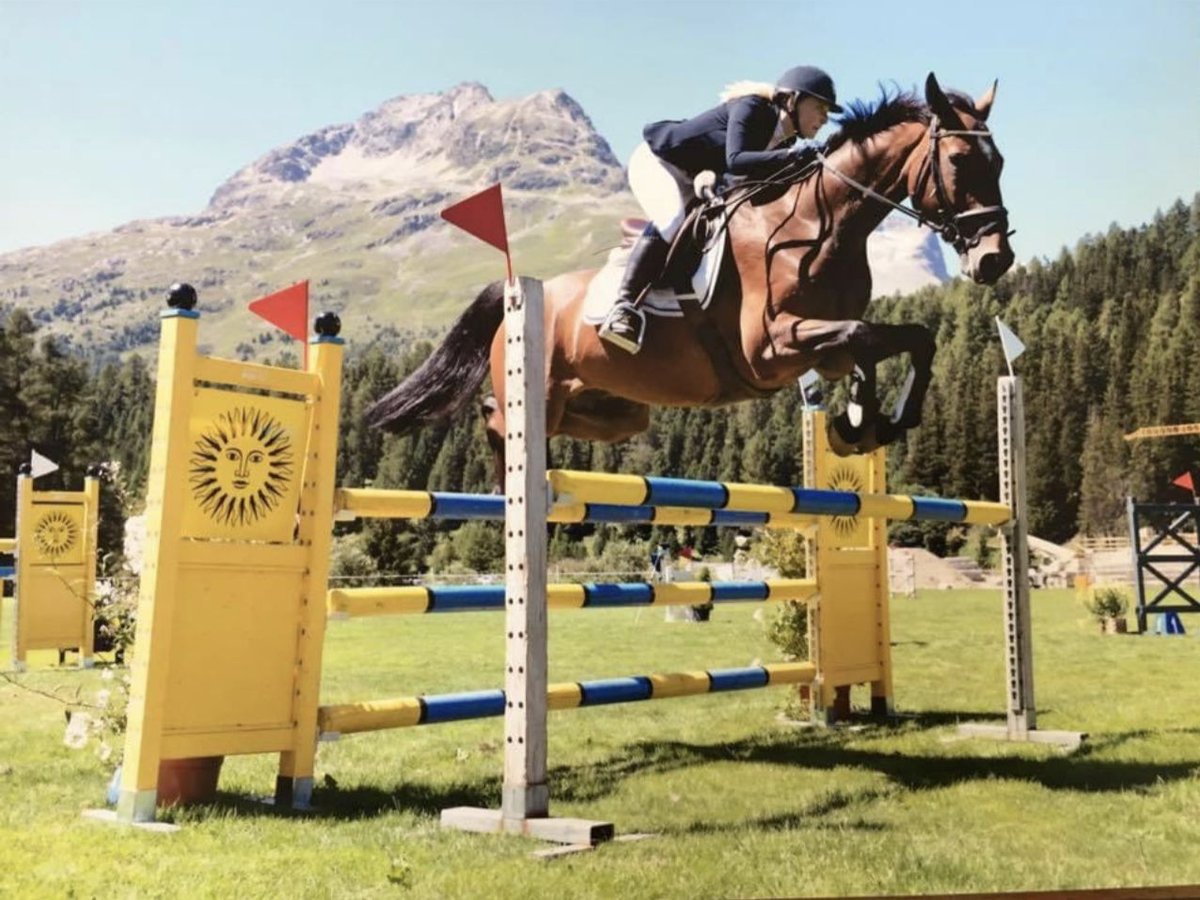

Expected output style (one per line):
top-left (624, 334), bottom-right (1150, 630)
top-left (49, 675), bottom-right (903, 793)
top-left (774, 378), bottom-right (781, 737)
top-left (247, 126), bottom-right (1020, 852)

top-left (366, 74), bottom-right (1014, 483)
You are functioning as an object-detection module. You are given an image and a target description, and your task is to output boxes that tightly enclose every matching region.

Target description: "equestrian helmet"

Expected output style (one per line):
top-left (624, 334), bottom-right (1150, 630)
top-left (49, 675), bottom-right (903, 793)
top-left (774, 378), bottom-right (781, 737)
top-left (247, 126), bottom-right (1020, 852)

top-left (776, 66), bottom-right (843, 113)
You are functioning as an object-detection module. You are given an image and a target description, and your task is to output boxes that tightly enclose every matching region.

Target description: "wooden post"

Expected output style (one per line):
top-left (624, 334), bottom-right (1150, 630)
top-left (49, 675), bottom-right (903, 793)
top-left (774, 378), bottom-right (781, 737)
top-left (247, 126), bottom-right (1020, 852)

top-left (276, 318), bottom-right (344, 809)
top-left (115, 306), bottom-right (202, 824)
top-left (10, 471), bottom-right (29, 671)
top-left (441, 277), bottom-right (613, 849)
top-left (500, 275), bottom-right (550, 823)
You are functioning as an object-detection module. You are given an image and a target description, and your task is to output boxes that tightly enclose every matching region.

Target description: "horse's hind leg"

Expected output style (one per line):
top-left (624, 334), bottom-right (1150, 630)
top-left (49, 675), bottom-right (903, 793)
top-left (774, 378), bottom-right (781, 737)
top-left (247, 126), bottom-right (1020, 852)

top-left (481, 397), bottom-right (505, 493)
top-left (481, 382), bottom-right (570, 492)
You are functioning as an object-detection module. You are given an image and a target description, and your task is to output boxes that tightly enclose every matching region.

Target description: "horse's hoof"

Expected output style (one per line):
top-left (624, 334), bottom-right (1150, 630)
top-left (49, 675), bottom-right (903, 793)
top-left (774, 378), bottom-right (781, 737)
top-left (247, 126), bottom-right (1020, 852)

top-left (827, 415), bottom-right (874, 456)
top-left (874, 420), bottom-right (907, 447)
top-left (827, 415), bottom-right (857, 457)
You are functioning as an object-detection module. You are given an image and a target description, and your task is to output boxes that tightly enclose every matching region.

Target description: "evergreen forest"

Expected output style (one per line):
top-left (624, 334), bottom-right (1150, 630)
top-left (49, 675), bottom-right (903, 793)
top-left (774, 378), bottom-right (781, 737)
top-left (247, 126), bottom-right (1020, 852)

top-left (2, 196), bottom-right (1197, 576)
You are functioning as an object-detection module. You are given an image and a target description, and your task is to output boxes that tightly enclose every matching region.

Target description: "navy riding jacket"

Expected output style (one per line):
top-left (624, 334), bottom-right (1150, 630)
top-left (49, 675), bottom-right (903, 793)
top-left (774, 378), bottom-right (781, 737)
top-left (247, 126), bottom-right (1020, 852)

top-left (643, 95), bottom-right (798, 178)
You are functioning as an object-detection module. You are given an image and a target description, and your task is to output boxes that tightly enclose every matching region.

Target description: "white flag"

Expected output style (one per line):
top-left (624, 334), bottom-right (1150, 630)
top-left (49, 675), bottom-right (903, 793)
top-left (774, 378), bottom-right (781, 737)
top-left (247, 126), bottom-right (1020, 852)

top-left (798, 370), bottom-right (821, 409)
top-left (995, 317), bottom-right (1026, 374)
top-left (29, 449), bottom-right (59, 480)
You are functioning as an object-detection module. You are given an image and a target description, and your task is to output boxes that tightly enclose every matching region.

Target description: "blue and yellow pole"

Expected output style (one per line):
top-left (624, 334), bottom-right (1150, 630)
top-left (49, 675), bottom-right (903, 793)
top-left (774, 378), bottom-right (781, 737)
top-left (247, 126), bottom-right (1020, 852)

top-left (547, 470), bottom-right (1011, 526)
top-left (318, 662), bottom-right (816, 736)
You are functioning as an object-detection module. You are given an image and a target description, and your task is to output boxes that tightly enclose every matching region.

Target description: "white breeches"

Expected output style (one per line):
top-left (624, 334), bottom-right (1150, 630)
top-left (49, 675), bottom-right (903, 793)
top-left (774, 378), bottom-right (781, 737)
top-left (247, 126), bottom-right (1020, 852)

top-left (627, 141), bottom-right (694, 242)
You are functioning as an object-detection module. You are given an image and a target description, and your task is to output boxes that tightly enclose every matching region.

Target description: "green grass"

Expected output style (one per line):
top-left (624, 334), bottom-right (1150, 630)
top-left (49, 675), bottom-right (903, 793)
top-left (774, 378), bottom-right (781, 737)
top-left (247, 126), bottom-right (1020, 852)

top-left (2, 589), bottom-right (1199, 898)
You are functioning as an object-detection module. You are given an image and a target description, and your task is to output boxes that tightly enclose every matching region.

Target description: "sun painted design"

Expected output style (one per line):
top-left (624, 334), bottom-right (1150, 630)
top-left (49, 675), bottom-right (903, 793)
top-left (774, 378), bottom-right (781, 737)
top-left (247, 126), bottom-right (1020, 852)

top-left (827, 464), bottom-right (865, 538)
top-left (33, 511), bottom-right (79, 559)
top-left (189, 406), bottom-right (295, 527)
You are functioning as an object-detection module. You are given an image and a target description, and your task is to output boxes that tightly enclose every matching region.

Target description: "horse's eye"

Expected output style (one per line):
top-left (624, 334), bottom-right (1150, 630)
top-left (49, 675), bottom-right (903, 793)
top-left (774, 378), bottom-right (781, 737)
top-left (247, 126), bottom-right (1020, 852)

top-left (949, 151), bottom-right (969, 167)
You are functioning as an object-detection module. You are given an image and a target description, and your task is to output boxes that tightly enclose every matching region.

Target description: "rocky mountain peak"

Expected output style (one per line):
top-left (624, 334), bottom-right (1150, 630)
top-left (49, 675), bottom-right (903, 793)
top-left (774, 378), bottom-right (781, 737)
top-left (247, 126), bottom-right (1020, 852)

top-left (209, 82), bottom-right (623, 210)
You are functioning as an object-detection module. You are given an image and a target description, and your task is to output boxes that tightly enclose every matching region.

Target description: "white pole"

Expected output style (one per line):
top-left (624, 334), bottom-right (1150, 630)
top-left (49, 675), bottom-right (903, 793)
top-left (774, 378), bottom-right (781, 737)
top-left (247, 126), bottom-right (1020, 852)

top-left (500, 276), bottom-right (550, 823)
top-left (441, 277), bottom-right (613, 848)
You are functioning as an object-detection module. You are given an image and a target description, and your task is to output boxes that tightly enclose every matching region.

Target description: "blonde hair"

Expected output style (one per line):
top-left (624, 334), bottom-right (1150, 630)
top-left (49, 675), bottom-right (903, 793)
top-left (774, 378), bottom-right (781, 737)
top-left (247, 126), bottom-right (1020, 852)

top-left (718, 80), bottom-right (776, 103)
top-left (719, 80), bottom-right (796, 145)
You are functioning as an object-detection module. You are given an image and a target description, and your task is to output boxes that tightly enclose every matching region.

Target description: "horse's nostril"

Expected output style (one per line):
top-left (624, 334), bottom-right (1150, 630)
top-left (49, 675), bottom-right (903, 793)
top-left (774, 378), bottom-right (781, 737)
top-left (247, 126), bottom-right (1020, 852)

top-left (977, 253), bottom-right (1005, 283)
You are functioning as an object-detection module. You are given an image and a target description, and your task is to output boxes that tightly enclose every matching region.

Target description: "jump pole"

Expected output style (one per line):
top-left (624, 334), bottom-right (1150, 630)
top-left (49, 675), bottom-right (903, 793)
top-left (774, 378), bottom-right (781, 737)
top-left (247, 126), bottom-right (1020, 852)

top-left (440, 277), bottom-right (614, 846)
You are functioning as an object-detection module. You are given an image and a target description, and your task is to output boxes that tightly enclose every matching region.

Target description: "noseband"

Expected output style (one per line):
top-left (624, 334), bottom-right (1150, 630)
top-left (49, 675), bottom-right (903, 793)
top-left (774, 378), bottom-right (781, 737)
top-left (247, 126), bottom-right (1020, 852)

top-left (920, 117), bottom-right (1010, 254)
top-left (815, 114), bottom-right (1012, 256)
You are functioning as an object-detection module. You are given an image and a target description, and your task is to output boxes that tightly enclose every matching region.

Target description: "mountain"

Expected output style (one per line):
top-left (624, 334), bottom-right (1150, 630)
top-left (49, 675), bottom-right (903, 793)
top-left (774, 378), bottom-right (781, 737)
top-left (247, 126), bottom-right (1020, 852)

top-left (0, 84), bottom-right (945, 361)
top-left (867, 213), bottom-right (951, 298)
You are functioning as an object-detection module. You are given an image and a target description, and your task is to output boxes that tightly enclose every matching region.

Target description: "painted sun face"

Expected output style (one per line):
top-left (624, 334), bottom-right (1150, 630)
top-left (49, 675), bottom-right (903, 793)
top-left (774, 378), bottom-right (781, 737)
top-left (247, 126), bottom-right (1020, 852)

top-left (827, 464), bottom-right (864, 538)
top-left (189, 406), bottom-right (295, 527)
top-left (33, 510), bottom-right (79, 559)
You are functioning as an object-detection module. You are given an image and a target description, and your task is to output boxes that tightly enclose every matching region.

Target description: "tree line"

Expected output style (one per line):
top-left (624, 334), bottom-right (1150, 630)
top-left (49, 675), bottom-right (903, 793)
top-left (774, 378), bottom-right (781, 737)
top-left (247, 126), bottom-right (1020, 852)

top-left (1, 195), bottom-right (1196, 574)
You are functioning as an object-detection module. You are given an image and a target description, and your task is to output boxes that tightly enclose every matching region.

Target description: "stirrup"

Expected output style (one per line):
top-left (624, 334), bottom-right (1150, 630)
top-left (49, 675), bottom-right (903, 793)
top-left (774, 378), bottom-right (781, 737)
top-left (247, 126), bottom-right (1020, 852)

top-left (598, 302), bottom-right (646, 354)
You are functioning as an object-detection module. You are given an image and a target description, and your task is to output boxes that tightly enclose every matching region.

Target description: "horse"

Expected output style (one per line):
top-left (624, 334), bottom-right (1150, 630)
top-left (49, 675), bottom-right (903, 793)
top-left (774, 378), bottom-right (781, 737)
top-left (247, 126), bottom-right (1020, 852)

top-left (366, 74), bottom-right (1014, 487)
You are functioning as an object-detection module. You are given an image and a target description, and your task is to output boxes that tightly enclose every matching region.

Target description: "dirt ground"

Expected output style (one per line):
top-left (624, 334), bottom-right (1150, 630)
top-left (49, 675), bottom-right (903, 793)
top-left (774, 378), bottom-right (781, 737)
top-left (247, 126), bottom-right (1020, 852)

top-left (888, 547), bottom-right (991, 591)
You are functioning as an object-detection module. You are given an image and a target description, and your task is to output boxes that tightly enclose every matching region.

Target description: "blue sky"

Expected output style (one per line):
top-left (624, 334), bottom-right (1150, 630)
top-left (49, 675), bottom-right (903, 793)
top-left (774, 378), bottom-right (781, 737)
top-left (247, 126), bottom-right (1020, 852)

top-left (1, 0), bottom-right (1197, 265)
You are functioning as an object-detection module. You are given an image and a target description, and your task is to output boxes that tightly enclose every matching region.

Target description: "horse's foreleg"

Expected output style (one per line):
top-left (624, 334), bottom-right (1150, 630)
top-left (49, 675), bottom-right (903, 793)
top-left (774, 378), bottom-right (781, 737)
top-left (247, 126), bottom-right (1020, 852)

top-left (763, 318), bottom-right (936, 455)
top-left (884, 324), bottom-right (935, 430)
top-left (822, 322), bottom-right (935, 454)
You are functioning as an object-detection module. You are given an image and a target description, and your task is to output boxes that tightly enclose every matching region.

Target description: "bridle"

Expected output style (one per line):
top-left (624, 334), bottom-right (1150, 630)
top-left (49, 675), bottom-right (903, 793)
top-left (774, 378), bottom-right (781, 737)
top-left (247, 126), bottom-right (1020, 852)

top-left (815, 114), bottom-right (1012, 256)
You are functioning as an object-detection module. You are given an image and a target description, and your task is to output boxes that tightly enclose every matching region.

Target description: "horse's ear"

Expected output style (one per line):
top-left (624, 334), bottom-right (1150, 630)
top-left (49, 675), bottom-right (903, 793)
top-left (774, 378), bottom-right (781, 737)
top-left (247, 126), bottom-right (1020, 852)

top-left (924, 72), bottom-right (964, 128)
top-left (975, 79), bottom-right (998, 122)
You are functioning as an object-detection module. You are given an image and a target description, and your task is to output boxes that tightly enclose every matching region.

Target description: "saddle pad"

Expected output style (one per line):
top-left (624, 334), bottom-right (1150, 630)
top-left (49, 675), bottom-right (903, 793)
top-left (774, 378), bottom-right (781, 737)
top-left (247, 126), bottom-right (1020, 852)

top-left (581, 223), bottom-right (727, 325)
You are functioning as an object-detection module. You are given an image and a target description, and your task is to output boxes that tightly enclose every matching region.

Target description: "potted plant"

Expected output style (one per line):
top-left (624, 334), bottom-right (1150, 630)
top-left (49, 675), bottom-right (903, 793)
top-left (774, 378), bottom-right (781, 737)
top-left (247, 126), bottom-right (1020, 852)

top-left (1084, 586), bottom-right (1130, 634)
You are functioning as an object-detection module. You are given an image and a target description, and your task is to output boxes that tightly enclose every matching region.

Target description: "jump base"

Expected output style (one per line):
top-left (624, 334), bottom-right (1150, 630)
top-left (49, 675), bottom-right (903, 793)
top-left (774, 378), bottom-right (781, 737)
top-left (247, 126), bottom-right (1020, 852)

top-left (957, 722), bottom-right (1087, 751)
top-left (441, 806), bottom-right (615, 848)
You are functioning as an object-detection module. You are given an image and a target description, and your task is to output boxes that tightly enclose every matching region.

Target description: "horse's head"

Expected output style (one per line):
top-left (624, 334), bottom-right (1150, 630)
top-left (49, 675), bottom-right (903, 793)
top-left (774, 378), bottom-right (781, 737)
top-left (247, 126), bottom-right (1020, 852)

top-left (912, 73), bottom-right (1014, 285)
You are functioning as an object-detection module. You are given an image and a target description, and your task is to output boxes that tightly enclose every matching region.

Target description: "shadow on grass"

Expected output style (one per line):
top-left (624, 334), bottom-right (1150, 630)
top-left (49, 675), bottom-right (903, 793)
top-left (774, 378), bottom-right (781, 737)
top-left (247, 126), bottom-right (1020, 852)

top-left (673, 786), bottom-right (893, 837)
top-left (549, 723), bottom-right (1200, 806)
top-left (188, 719), bottom-right (1200, 827)
top-left (205, 777), bottom-right (501, 823)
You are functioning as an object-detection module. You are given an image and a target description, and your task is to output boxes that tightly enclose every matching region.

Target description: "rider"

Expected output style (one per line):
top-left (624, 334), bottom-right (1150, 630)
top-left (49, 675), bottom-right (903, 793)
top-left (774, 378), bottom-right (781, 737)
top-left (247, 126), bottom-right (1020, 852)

top-left (598, 65), bottom-right (843, 354)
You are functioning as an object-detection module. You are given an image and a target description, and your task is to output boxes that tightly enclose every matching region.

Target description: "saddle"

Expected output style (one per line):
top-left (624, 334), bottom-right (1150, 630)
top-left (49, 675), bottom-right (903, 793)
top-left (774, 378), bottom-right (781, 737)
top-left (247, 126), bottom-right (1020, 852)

top-left (581, 193), bottom-right (730, 326)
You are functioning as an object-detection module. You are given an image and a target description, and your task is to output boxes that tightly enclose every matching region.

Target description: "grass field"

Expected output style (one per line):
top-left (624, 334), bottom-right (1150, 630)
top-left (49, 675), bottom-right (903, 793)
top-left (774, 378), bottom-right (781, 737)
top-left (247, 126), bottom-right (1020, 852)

top-left (2, 587), bottom-right (1199, 899)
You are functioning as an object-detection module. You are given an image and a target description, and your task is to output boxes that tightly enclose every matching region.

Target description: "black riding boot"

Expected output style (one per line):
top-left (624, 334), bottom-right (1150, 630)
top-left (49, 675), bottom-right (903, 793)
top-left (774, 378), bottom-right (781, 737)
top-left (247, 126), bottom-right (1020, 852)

top-left (598, 227), bottom-right (670, 354)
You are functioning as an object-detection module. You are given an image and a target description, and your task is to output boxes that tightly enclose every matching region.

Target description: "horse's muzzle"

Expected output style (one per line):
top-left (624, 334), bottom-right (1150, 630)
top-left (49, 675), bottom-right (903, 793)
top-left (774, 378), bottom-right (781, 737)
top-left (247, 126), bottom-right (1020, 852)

top-left (969, 246), bottom-right (1015, 285)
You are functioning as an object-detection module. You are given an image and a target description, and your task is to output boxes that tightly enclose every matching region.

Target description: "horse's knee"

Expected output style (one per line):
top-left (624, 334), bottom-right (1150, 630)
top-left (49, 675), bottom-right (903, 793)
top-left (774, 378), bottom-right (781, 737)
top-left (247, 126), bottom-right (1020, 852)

top-left (814, 350), bottom-right (857, 381)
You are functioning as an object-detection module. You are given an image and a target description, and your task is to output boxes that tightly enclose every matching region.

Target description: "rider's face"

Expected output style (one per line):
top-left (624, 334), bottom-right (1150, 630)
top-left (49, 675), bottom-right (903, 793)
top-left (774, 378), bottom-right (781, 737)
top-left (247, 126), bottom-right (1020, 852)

top-left (795, 96), bottom-right (831, 139)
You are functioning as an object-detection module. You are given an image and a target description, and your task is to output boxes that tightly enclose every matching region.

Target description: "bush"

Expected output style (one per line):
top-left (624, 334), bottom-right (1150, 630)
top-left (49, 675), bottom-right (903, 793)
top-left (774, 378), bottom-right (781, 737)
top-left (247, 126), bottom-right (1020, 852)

top-left (751, 529), bottom-right (808, 577)
top-left (1084, 586), bottom-right (1129, 621)
top-left (767, 600), bottom-right (809, 661)
top-left (330, 533), bottom-right (382, 586)
top-left (969, 526), bottom-right (996, 570)
top-left (426, 521), bottom-right (505, 574)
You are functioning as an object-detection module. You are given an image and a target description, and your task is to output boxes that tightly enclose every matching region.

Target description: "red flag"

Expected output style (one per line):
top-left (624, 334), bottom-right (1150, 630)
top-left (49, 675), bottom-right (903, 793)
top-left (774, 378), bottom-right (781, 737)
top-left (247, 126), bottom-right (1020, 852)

top-left (249, 281), bottom-right (309, 343)
top-left (441, 184), bottom-right (511, 280)
top-left (249, 281), bottom-right (309, 368)
top-left (1172, 471), bottom-right (1195, 492)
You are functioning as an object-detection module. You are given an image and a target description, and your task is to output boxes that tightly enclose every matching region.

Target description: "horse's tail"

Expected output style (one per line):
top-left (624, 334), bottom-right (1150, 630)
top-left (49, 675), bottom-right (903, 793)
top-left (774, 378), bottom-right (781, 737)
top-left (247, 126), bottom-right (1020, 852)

top-left (365, 280), bottom-right (505, 434)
